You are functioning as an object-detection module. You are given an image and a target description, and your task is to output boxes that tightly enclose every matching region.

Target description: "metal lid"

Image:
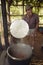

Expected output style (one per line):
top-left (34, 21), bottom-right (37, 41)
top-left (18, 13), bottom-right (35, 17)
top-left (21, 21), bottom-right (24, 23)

top-left (10, 19), bottom-right (29, 38)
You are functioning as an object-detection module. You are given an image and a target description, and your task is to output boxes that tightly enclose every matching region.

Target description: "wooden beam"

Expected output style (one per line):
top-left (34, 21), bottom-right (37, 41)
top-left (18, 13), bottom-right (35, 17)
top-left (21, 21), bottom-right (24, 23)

top-left (1, 0), bottom-right (9, 49)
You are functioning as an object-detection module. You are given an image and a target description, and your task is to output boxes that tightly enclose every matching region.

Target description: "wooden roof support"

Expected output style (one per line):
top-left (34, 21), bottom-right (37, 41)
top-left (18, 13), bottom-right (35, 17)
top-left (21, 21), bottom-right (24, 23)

top-left (1, 0), bottom-right (9, 49)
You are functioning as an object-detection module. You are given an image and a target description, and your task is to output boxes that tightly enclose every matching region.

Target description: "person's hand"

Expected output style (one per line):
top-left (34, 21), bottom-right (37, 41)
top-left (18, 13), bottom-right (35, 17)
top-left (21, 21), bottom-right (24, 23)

top-left (30, 29), bottom-right (37, 37)
top-left (34, 29), bottom-right (37, 36)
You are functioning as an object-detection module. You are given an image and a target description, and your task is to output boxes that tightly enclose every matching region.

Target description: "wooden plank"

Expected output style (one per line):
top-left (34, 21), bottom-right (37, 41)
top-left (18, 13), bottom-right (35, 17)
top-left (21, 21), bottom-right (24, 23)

top-left (0, 50), bottom-right (6, 65)
top-left (1, 0), bottom-right (9, 49)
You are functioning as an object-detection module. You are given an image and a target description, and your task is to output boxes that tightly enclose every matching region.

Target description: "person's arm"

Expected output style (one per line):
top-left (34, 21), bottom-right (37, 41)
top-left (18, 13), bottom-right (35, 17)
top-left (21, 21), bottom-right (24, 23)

top-left (35, 14), bottom-right (39, 32)
top-left (35, 21), bottom-right (39, 31)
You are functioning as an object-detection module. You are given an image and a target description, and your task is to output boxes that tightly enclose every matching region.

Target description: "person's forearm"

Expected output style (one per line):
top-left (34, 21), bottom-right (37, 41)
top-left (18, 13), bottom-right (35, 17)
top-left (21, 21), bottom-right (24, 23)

top-left (35, 22), bottom-right (39, 31)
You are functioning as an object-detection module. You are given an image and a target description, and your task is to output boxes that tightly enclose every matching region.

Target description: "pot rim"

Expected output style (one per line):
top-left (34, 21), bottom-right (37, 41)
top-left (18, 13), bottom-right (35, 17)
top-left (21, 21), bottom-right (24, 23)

top-left (7, 44), bottom-right (32, 61)
top-left (7, 47), bottom-right (23, 60)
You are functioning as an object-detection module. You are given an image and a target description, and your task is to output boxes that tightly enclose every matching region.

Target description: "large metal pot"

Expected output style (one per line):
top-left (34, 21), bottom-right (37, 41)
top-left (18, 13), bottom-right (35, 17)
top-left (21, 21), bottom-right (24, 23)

top-left (7, 43), bottom-right (32, 65)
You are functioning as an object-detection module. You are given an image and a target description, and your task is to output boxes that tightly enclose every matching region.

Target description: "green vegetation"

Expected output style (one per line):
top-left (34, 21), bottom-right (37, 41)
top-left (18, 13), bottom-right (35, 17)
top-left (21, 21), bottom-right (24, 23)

top-left (2, 0), bottom-right (43, 26)
top-left (10, 6), bottom-right (23, 15)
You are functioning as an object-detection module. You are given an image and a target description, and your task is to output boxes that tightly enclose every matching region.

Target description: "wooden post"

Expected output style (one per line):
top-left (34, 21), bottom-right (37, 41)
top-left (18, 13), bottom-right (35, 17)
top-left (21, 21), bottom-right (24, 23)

top-left (1, 0), bottom-right (9, 49)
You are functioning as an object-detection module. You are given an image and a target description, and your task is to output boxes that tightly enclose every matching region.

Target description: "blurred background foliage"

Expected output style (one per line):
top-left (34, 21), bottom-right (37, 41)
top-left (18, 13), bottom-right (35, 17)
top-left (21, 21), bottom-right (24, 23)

top-left (0, 0), bottom-right (43, 26)
top-left (6, 0), bottom-right (43, 26)
top-left (6, 0), bottom-right (43, 6)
